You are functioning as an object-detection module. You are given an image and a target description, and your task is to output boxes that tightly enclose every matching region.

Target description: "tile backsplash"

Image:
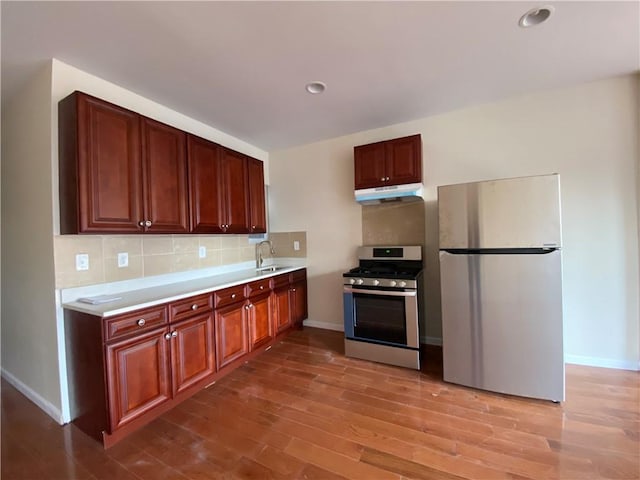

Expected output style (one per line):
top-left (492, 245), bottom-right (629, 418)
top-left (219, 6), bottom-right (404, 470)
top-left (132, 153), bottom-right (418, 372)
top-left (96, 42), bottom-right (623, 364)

top-left (54, 232), bottom-right (307, 289)
top-left (362, 201), bottom-right (425, 247)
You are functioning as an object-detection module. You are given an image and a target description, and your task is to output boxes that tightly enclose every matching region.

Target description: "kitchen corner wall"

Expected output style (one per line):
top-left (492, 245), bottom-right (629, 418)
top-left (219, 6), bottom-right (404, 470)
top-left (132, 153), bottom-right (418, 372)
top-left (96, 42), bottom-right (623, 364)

top-left (269, 74), bottom-right (640, 370)
top-left (1, 58), bottom-right (273, 424)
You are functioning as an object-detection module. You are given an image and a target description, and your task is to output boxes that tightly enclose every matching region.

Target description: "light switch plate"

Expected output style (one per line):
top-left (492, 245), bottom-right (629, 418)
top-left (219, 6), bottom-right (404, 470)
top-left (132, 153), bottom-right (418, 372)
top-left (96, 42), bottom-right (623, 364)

top-left (75, 253), bottom-right (89, 271)
top-left (199, 246), bottom-right (206, 258)
top-left (117, 252), bottom-right (129, 268)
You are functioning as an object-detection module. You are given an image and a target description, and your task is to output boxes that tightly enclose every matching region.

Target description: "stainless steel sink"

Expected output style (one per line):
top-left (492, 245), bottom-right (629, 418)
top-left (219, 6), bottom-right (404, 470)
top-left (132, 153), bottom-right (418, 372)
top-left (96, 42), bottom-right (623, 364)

top-left (255, 265), bottom-right (287, 274)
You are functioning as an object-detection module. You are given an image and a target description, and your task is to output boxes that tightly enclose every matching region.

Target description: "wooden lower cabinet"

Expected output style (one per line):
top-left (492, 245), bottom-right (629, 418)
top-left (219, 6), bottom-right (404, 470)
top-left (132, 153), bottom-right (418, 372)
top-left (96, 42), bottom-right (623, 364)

top-left (247, 294), bottom-right (272, 350)
top-left (215, 301), bottom-right (249, 369)
top-left (171, 312), bottom-right (216, 396)
top-left (272, 285), bottom-right (292, 334)
top-left (105, 326), bottom-right (172, 431)
top-left (65, 268), bottom-right (307, 448)
top-left (290, 280), bottom-right (308, 327)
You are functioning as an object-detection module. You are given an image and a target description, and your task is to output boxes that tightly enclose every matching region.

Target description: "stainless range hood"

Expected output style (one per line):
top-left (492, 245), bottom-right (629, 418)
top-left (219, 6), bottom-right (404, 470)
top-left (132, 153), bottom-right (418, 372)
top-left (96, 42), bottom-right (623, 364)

top-left (355, 182), bottom-right (424, 205)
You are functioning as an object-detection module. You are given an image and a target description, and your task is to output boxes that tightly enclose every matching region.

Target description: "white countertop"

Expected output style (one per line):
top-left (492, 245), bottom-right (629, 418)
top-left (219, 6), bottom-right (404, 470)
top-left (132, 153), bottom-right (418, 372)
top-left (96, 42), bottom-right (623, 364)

top-left (62, 264), bottom-right (306, 318)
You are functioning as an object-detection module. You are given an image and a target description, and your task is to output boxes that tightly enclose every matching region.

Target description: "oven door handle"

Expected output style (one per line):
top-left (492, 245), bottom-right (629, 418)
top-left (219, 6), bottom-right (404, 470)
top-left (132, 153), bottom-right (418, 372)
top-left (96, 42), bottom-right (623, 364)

top-left (343, 287), bottom-right (417, 297)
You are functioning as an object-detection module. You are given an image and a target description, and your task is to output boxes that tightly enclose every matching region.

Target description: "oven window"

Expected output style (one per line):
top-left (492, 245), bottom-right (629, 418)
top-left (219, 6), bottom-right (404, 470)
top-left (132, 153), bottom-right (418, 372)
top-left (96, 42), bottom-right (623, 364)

top-left (353, 293), bottom-right (407, 345)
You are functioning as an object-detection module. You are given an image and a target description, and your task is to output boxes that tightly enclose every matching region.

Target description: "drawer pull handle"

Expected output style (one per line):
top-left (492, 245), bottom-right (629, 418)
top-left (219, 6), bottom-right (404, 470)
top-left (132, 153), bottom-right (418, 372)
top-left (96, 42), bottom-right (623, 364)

top-left (137, 318), bottom-right (146, 326)
top-left (191, 304), bottom-right (198, 310)
top-left (231, 294), bottom-right (236, 299)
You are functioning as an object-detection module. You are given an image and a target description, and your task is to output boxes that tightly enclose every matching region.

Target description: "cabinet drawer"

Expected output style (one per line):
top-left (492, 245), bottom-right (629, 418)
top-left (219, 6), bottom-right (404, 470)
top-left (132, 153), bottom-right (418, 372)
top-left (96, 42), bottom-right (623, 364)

top-left (214, 285), bottom-right (246, 308)
top-left (270, 273), bottom-right (290, 289)
top-left (289, 269), bottom-right (306, 283)
top-left (104, 305), bottom-right (168, 341)
top-left (246, 279), bottom-right (270, 298)
top-left (170, 294), bottom-right (213, 322)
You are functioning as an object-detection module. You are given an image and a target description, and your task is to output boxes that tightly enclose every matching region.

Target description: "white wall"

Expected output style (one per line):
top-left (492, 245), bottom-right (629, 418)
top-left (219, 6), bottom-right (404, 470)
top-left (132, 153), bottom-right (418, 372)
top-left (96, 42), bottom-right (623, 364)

top-left (1, 63), bottom-right (63, 419)
top-left (269, 74), bottom-right (640, 370)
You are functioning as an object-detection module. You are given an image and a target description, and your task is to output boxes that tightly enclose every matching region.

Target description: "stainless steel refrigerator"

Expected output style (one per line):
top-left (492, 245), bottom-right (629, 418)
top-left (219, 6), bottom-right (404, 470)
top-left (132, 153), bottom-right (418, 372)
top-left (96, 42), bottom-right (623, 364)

top-left (438, 174), bottom-right (564, 402)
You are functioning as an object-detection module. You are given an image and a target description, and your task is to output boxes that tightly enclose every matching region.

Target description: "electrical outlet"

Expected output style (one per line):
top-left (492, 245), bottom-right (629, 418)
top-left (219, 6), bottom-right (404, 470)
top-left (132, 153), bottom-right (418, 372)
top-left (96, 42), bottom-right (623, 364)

top-left (293, 241), bottom-right (300, 251)
top-left (117, 252), bottom-right (129, 268)
top-left (198, 246), bottom-right (206, 258)
top-left (75, 253), bottom-right (89, 271)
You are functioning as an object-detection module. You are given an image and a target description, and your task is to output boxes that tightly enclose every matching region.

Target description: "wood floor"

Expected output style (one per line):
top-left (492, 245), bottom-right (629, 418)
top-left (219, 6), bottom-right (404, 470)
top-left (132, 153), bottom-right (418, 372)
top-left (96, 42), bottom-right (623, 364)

top-left (2, 327), bottom-right (639, 480)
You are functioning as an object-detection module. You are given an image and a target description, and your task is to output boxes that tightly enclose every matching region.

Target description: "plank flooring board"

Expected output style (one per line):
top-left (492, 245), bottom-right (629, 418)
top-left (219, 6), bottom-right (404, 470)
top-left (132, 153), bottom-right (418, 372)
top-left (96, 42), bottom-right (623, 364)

top-left (2, 327), bottom-right (639, 480)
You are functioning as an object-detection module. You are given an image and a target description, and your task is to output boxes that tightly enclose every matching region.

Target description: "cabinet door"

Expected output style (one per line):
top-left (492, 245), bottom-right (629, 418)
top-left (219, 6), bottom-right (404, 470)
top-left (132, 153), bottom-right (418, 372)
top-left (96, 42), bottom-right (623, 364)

top-left (105, 327), bottom-right (171, 432)
top-left (385, 134), bottom-right (422, 186)
top-left (171, 312), bottom-right (216, 396)
top-left (272, 287), bottom-right (291, 334)
top-left (354, 141), bottom-right (386, 190)
top-left (70, 92), bottom-right (143, 233)
top-left (248, 294), bottom-right (272, 351)
top-left (220, 148), bottom-right (250, 233)
top-left (187, 135), bottom-right (225, 233)
top-left (215, 302), bottom-right (249, 369)
top-left (290, 281), bottom-right (308, 327)
top-left (247, 157), bottom-right (267, 233)
top-left (141, 117), bottom-right (189, 233)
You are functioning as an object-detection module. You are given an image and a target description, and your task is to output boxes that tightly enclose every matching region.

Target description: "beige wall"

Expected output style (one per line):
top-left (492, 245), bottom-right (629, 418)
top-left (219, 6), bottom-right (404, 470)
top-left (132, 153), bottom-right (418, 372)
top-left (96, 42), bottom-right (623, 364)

top-left (269, 74), bottom-right (640, 368)
top-left (1, 64), bottom-right (63, 418)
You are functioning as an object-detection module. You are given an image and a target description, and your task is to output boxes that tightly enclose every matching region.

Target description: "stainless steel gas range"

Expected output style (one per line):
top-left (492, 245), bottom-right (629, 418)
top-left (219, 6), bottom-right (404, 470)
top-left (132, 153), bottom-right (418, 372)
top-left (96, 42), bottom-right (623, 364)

top-left (342, 246), bottom-right (424, 370)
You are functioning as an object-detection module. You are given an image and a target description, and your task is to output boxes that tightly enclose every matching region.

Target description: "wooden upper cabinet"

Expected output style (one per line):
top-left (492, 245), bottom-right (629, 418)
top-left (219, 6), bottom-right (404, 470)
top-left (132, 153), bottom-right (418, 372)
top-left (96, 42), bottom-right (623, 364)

top-left (220, 148), bottom-right (250, 234)
top-left (247, 157), bottom-right (267, 234)
top-left (59, 91), bottom-right (143, 233)
top-left (187, 135), bottom-right (225, 233)
top-left (354, 141), bottom-right (387, 190)
top-left (354, 134), bottom-right (422, 190)
top-left (141, 117), bottom-right (189, 233)
top-left (59, 91), bottom-right (268, 235)
top-left (385, 135), bottom-right (422, 187)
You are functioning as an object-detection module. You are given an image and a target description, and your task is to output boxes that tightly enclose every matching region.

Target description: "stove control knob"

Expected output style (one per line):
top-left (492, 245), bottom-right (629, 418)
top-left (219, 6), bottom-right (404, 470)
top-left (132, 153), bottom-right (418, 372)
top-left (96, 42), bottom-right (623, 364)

top-left (349, 278), bottom-right (356, 285)
top-left (399, 281), bottom-right (407, 288)
top-left (389, 280), bottom-right (397, 287)
top-left (372, 280), bottom-right (380, 286)
top-left (356, 278), bottom-right (364, 285)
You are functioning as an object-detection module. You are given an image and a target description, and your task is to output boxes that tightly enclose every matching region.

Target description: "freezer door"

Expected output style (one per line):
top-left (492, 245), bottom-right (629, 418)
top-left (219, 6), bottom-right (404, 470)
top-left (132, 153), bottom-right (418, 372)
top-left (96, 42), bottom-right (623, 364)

top-left (438, 174), bottom-right (562, 249)
top-left (439, 250), bottom-right (564, 401)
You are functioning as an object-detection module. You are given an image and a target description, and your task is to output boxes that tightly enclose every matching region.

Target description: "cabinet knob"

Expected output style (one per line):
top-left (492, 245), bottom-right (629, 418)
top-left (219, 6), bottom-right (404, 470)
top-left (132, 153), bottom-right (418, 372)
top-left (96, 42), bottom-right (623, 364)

top-left (252, 225), bottom-right (256, 229)
top-left (138, 221), bottom-right (145, 227)
top-left (191, 304), bottom-right (198, 310)
top-left (245, 305), bottom-right (250, 310)
top-left (164, 333), bottom-right (172, 340)
top-left (385, 176), bottom-right (390, 181)
top-left (137, 318), bottom-right (145, 326)
top-left (231, 293), bottom-right (236, 299)
top-left (291, 288), bottom-right (296, 292)
top-left (380, 177), bottom-right (385, 181)
top-left (259, 286), bottom-right (264, 290)
top-left (171, 331), bottom-right (178, 337)
top-left (145, 220), bottom-right (152, 227)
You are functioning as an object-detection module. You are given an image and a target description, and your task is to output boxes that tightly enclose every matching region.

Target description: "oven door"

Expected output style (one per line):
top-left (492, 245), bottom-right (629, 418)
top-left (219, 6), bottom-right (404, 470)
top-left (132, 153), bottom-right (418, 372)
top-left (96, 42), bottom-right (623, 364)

top-left (343, 287), bottom-right (419, 349)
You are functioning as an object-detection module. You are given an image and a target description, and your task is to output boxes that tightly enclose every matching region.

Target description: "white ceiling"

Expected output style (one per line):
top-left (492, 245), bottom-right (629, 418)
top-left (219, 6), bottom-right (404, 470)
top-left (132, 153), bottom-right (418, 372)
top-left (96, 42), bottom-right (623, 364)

top-left (2, 1), bottom-right (639, 151)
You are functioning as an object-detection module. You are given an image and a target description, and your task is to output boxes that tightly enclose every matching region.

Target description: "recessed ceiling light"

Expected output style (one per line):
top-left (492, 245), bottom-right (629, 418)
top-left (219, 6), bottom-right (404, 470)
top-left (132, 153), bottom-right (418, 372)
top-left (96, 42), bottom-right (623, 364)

top-left (305, 81), bottom-right (326, 94)
top-left (519, 5), bottom-right (554, 28)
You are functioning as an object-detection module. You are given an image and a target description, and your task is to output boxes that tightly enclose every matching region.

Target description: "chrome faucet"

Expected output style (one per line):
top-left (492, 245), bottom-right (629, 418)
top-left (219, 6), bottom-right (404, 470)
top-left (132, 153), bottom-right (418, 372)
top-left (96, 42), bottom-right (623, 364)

top-left (255, 240), bottom-right (275, 269)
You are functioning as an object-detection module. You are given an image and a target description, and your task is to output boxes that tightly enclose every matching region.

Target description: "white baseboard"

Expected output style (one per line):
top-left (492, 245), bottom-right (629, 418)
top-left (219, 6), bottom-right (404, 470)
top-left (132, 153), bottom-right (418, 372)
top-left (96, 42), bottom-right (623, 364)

top-left (302, 319), bottom-right (344, 332)
top-left (564, 354), bottom-right (640, 371)
top-left (1, 368), bottom-right (65, 424)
